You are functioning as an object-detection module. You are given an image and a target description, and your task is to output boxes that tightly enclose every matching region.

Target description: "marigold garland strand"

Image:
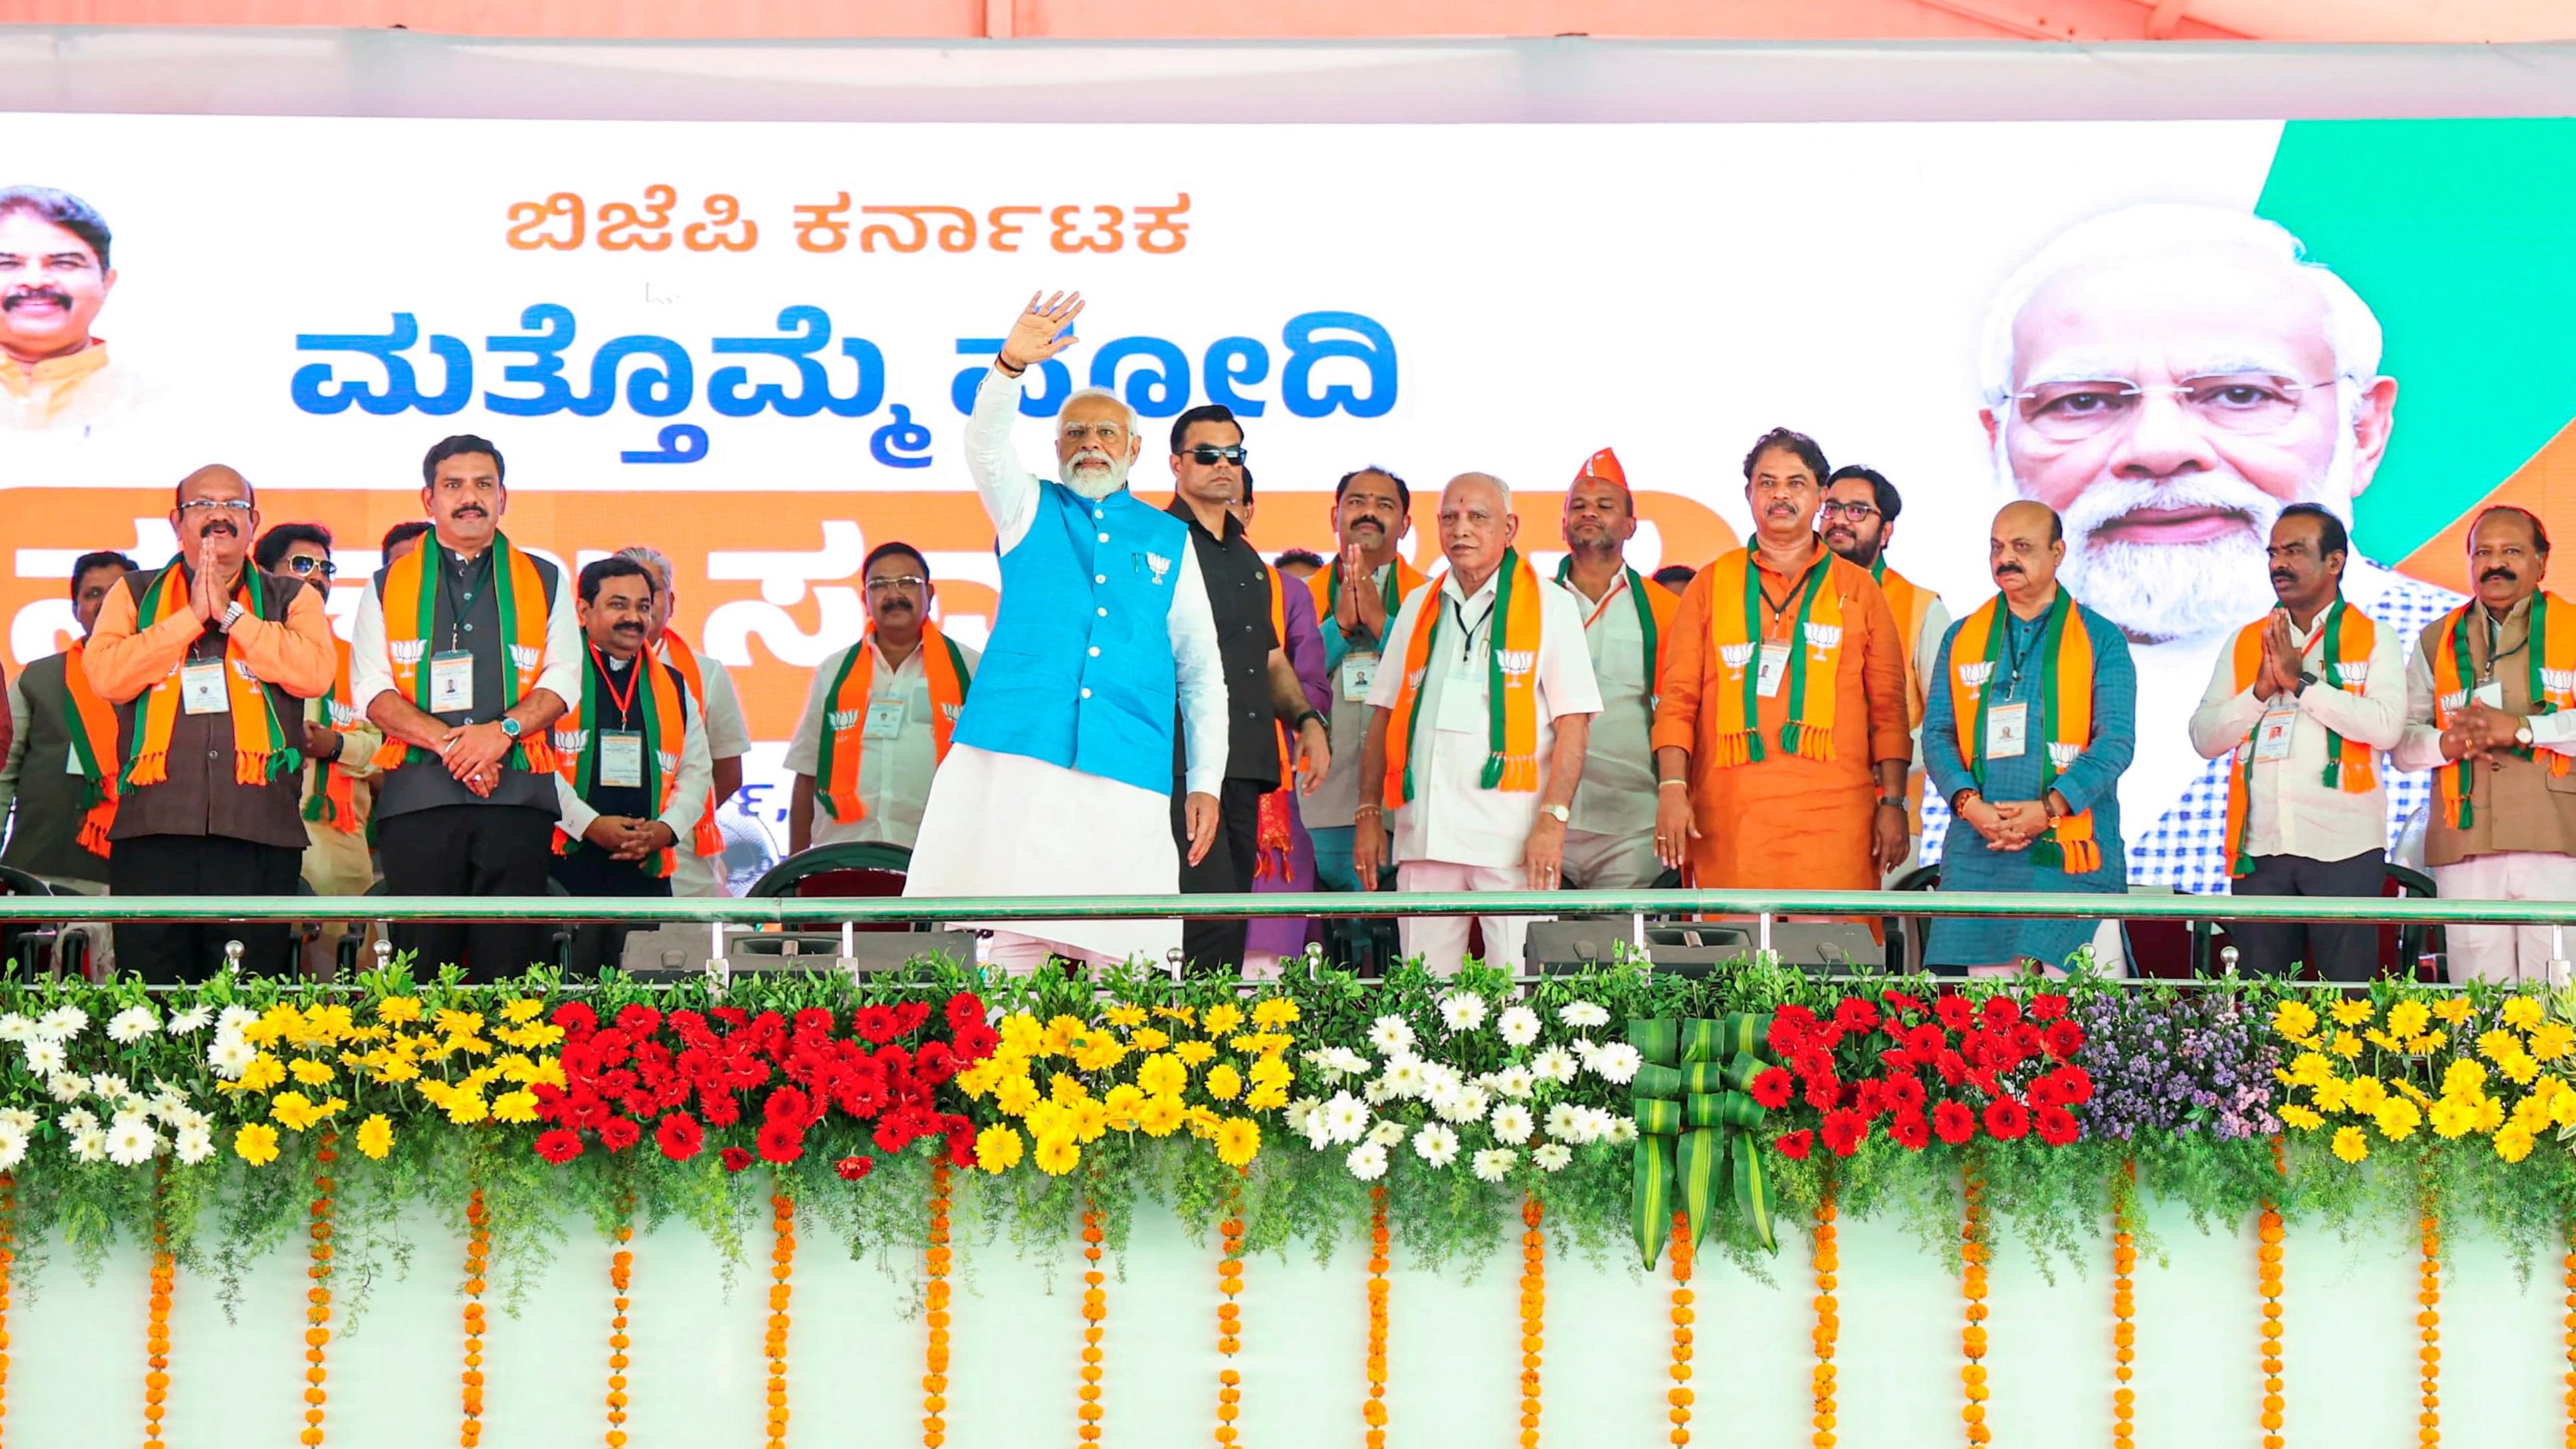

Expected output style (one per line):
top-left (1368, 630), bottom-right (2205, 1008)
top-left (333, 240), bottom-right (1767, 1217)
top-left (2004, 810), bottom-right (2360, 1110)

top-left (1669, 1210), bottom-right (1698, 1447)
top-left (1960, 1167), bottom-right (1990, 1447)
top-left (2419, 1194), bottom-right (2441, 1448)
top-left (461, 1186), bottom-right (490, 1448)
top-left (1808, 1196), bottom-right (1834, 1449)
top-left (1079, 1201), bottom-right (1107, 1445)
top-left (2258, 1139), bottom-right (2286, 1449)
top-left (2111, 1161), bottom-right (2137, 1449)
top-left (1214, 1170), bottom-right (1247, 1448)
top-left (144, 1169), bottom-right (173, 1449)
top-left (606, 1202), bottom-right (633, 1449)
top-left (1518, 1194), bottom-right (1545, 1449)
top-left (0, 1172), bottom-right (16, 1446)
top-left (1364, 1184), bottom-right (1389, 1449)
top-left (765, 1192), bottom-right (796, 1449)
top-left (925, 1157), bottom-right (954, 1449)
top-left (303, 1130), bottom-right (338, 1449)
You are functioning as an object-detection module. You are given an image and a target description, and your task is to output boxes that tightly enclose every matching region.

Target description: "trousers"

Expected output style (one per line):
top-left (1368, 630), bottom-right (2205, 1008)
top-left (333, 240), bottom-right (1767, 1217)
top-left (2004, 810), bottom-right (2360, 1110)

top-left (108, 833), bottom-right (300, 983)
top-left (380, 805), bottom-right (558, 983)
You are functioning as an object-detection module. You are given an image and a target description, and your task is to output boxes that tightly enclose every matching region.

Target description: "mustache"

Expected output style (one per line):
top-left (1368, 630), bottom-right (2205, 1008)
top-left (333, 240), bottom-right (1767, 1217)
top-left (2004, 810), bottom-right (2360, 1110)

top-left (2270, 570), bottom-right (2296, 586)
top-left (198, 520), bottom-right (238, 538)
top-left (1, 288), bottom-right (71, 311)
top-left (1995, 563), bottom-right (2026, 577)
top-left (1071, 448), bottom-right (1113, 470)
top-left (2483, 567), bottom-right (2519, 583)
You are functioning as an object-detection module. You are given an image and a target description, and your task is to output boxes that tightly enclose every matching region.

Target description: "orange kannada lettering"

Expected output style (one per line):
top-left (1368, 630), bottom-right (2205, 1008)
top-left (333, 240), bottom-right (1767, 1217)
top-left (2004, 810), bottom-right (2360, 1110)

top-left (504, 193), bottom-right (585, 251)
top-left (683, 194), bottom-right (758, 253)
top-left (595, 185), bottom-right (677, 252)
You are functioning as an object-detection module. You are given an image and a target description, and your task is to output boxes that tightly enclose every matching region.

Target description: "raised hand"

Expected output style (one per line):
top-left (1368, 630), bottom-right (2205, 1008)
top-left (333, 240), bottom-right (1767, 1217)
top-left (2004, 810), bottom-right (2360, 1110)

top-left (1000, 291), bottom-right (1086, 371)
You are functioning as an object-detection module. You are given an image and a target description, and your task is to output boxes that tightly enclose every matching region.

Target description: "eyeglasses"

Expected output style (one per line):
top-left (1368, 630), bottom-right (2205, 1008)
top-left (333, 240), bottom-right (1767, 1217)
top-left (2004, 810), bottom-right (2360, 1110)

top-left (284, 556), bottom-right (339, 581)
top-left (2010, 373), bottom-right (2338, 443)
top-left (1184, 445), bottom-right (1249, 465)
top-left (1817, 501), bottom-right (1879, 522)
top-left (177, 499), bottom-right (255, 516)
top-left (865, 575), bottom-right (928, 593)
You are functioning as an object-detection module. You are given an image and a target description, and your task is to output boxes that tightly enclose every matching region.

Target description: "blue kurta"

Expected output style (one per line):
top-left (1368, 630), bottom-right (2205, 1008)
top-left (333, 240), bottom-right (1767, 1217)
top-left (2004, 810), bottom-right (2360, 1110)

top-left (1922, 595), bottom-right (2137, 969)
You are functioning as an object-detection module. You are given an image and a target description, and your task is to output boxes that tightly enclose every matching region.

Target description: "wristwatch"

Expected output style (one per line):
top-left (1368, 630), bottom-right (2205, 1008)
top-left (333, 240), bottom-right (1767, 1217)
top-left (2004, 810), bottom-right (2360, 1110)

top-left (498, 716), bottom-right (523, 740)
top-left (219, 601), bottom-right (245, 633)
top-left (1876, 795), bottom-right (1905, 811)
top-left (2296, 669), bottom-right (2318, 695)
top-left (2517, 722), bottom-right (2537, 748)
top-left (1541, 802), bottom-right (1570, 824)
top-left (1293, 709), bottom-right (1327, 734)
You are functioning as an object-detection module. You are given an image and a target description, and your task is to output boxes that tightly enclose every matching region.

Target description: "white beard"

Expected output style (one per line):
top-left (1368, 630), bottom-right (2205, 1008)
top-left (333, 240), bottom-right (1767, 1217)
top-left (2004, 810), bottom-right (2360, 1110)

top-left (1062, 449), bottom-right (1131, 501)
top-left (1994, 427), bottom-right (2355, 645)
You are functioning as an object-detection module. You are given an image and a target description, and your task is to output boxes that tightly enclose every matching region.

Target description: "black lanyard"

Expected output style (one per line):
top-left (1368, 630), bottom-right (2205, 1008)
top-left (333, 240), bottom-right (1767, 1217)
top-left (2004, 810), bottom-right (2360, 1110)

top-left (1447, 592), bottom-right (1495, 661)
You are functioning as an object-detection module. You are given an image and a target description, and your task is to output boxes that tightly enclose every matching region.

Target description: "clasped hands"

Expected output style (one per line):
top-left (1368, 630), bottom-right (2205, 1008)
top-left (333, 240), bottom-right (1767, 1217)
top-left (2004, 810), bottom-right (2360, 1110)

top-left (582, 815), bottom-right (678, 863)
top-left (437, 719), bottom-right (513, 797)
top-left (2443, 700), bottom-right (2527, 769)
top-left (1957, 792), bottom-right (2059, 853)
top-left (2250, 610), bottom-right (2305, 702)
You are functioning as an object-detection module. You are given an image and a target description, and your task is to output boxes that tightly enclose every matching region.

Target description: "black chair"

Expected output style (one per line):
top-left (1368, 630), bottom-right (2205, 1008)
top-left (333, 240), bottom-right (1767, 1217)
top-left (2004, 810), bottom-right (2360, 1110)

top-left (2194, 861), bottom-right (2440, 980)
top-left (1881, 865), bottom-right (1940, 974)
top-left (747, 842), bottom-right (938, 933)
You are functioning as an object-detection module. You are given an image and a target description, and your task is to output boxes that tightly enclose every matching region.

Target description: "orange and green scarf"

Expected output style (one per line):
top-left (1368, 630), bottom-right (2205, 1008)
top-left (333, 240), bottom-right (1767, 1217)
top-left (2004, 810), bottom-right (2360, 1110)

top-left (813, 622), bottom-right (971, 822)
top-left (1555, 560), bottom-right (1679, 727)
top-left (1702, 548), bottom-right (1846, 768)
top-left (2428, 591), bottom-right (2576, 828)
top-left (123, 564), bottom-right (300, 792)
top-left (302, 633), bottom-right (363, 835)
top-left (1871, 558), bottom-right (1939, 730)
top-left (655, 630), bottom-right (728, 857)
top-left (1384, 549), bottom-right (1545, 805)
top-left (552, 651), bottom-right (690, 878)
top-left (1309, 554), bottom-right (1426, 673)
top-left (2222, 600), bottom-right (2377, 876)
top-left (60, 641), bottom-right (122, 857)
top-left (370, 532), bottom-right (556, 774)
top-left (1947, 590), bottom-right (2104, 875)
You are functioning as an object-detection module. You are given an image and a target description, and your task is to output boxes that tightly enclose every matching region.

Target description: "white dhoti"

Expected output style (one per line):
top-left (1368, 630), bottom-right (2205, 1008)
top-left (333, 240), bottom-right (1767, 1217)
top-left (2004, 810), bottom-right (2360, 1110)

top-left (903, 743), bottom-right (1181, 966)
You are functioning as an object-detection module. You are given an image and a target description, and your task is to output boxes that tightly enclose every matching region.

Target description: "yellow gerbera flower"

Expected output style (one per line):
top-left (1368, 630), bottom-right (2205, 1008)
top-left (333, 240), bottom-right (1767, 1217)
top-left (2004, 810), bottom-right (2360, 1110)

top-left (2386, 1000), bottom-right (2432, 1041)
top-left (1032, 1135), bottom-right (1081, 1176)
top-left (1073, 1034), bottom-right (1129, 1073)
top-left (234, 1123), bottom-right (282, 1167)
top-left (2405, 1032), bottom-right (2446, 1054)
top-left (2330, 1125), bottom-right (2369, 1163)
top-left (2496, 1123), bottom-right (2537, 1163)
top-left (2330, 1030), bottom-right (2363, 1060)
top-left (2533, 1022), bottom-right (2576, 1062)
top-left (1174, 1040), bottom-right (1218, 1069)
top-left (1251, 998), bottom-right (1299, 1029)
top-left (2363, 1029), bottom-right (2401, 1052)
top-left (432, 1009), bottom-right (485, 1040)
top-left (2375, 1098), bottom-right (2421, 1141)
top-left (1050, 1072), bottom-right (1087, 1106)
top-left (2272, 999), bottom-right (2321, 1042)
top-left (2472, 1095), bottom-right (2506, 1133)
top-left (1103, 1084), bottom-right (1145, 1130)
top-left (1103, 1004), bottom-right (1148, 1030)
top-left (2428, 1097), bottom-right (2476, 1139)
top-left (375, 996), bottom-right (423, 1026)
top-left (2286, 1052), bottom-right (2334, 1088)
top-left (1248, 1056), bottom-right (1293, 1093)
top-left (2431, 996), bottom-right (2474, 1027)
top-left (2440, 1060), bottom-right (2488, 1098)
top-left (1215, 1117), bottom-right (1260, 1168)
top-left (976, 1125), bottom-right (1024, 1174)
top-left (2311, 1077), bottom-right (2349, 1113)
top-left (1043, 1016), bottom-right (1087, 1055)
top-left (1136, 1095), bottom-right (1184, 1137)
top-left (2278, 1104), bottom-right (2325, 1131)
top-left (1202, 1004), bottom-right (1247, 1037)
top-left (443, 1093), bottom-right (489, 1126)
top-left (2345, 1075), bottom-right (2388, 1113)
top-left (1130, 1028), bottom-right (1171, 1052)
top-left (997, 1014), bottom-right (1046, 1056)
top-left (996, 1075), bottom-right (1042, 1117)
top-left (2480, 1029), bottom-right (2523, 1063)
top-left (1070, 1097), bottom-right (1111, 1144)
top-left (492, 1091), bottom-right (539, 1124)
top-left (956, 1061), bottom-right (1002, 1098)
top-left (356, 1113), bottom-right (395, 1160)
top-left (2329, 998), bottom-right (2373, 1028)
top-left (1154, 1005), bottom-right (1198, 1026)
top-left (1204, 1063), bottom-right (1244, 1102)
top-left (288, 1058), bottom-right (336, 1087)
top-left (1245, 1084), bottom-right (1289, 1111)
top-left (2501, 1052), bottom-right (2543, 1086)
top-left (1137, 1054), bottom-right (1189, 1098)
top-left (2503, 996), bottom-right (2546, 1031)
top-left (499, 998), bottom-right (544, 1024)
top-left (2554, 1092), bottom-right (2576, 1130)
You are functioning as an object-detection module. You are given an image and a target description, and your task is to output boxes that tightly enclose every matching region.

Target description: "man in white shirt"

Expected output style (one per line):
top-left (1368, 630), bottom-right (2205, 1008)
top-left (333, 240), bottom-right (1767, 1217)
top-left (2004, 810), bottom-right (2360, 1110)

top-left (786, 542), bottom-right (978, 854)
top-left (2188, 504), bottom-right (2404, 979)
top-left (1355, 473), bottom-right (1601, 974)
top-left (1553, 448), bottom-right (1671, 891)
top-left (901, 292), bottom-right (1226, 970)
top-left (615, 545), bottom-right (750, 897)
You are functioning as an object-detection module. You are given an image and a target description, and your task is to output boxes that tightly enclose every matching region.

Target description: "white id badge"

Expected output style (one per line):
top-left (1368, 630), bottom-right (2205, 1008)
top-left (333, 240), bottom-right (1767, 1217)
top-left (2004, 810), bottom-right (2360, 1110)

top-left (1436, 665), bottom-right (1488, 732)
top-left (1339, 653), bottom-right (1379, 702)
top-left (2253, 708), bottom-right (2298, 763)
top-left (863, 699), bottom-right (907, 741)
top-left (597, 730), bottom-right (645, 788)
top-left (1755, 643), bottom-right (1791, 699)
top-left (429, 650), bottom-right (476, 713)
top-left (2474, 681), bottom-right (2506, 709)
top-left (179, 659), bottom-right (230, 715)
top-left (1985, 701), bottom-right (2029, 760)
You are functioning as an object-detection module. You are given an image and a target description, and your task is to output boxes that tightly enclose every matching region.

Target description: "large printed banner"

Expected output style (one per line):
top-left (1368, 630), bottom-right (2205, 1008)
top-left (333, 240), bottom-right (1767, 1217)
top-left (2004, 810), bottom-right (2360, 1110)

top-left (4, 114), bottom-right (2571, 883)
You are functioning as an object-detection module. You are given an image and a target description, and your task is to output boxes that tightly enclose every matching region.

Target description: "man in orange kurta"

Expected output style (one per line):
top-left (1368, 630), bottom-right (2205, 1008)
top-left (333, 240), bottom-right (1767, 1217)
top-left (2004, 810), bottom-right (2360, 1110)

top-left (1652, 429), bottom-right (1910, 891)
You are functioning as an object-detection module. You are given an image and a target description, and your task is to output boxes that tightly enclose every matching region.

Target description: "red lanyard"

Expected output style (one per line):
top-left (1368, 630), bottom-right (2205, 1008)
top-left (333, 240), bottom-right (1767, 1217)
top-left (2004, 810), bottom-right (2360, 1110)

top-left (591, 645), bottom-right (641, 724)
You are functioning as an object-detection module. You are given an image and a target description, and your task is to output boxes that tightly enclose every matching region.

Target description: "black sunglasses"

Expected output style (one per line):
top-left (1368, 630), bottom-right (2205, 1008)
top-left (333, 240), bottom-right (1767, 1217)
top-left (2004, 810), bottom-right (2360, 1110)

top-left (1184, 445), bottom-right (1249, 465)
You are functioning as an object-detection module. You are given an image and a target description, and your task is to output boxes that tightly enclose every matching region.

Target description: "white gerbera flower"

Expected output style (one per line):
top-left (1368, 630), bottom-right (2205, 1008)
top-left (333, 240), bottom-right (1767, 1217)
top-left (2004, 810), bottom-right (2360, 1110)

top-left (1425, 1079), bottom-right (1463, 1121)
top-left (1471, 1148), bottom-right (1517, 1183)
top-left (1497, 1005), bottom-right (1541, 1047)
top-left (1346, 1142), bottom-right (1390, 1182)
top-left (1362, 1076), bottom-right (1396, 1106)
top-left (1582, 1107), bottom-right (1618, 1143)
top-left (1438, 992), bottom-right (1488, 1033)
top-left (1531, 1143), bottom-right (1573, 1172)
top-left (1440, 1087), bottom-right (1490, 1126)
top-left (172, 1125), bottom-right (214, 1166)
top-left (166, 1005), bottom-right (215, 1036)
top-left (206, 1036), bottom-right (255, 1080)
top-left (1531, 1047), bottom-right (1579, 1085)
top-left (0, 1109), bottom-right (35, 1135)
top-left (215, 1005), bottom-right (259, 1036)
top-left (1367, 1016), bottom-right (1415, 1055)
top-left (21, 1040), bottom-right (66, 1077)
top-left (1378, 1059), bottom-right (1426, 1101)
top-left (1545, 1103), bottom-right (1586, 1142)
top-left (0, 1014), bottom-right (35, 1045)
top-left (105, 1119), bottom-right (158, 1167)
top-left (1493, 1067), bottom-right (1536, 1100)
top-left (44, 1073), bottom-right (84, 1104)
top-left (1368, 1119), bottom-right (1408, 1149)
top-left (35, 1006), bottom-right (88, 1042)
top-left (1412, 1123), bottom-right (1461, 1168)
top-left (1489, 1103), bottom-right (1536, 1145)
top-left (1322, 1092), bottom-right (1371, 1146)
top-left (106, 1006), bottom-right (159, 1044)
top-left (0, 1121), bottom-right (26, 1172)
top-left (1589, 1042), bottom-right (1644, 1085)
top-left (163, 1107), bottom-right (210, 1137)
top-left (1326, 1046), bottom-right (1372, 1078)
top-left (90, 1073), bottom-right (128, 1102)
top-left (70, 1126), bottom-right (108, 1164)
top-left (1606, 1116), bottom-right (1638, 1145)
top-left (1558, 1000), bottom-right (1610, 1029)
top-left (58, 1107), bottom-right (97, 1136)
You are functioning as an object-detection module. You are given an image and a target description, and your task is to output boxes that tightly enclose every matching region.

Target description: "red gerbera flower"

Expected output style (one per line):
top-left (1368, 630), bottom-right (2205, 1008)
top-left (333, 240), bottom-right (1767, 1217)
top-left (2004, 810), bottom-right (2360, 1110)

top-left (1820, 1108), bottom-right (1868, 1157)
top-left (835, 1155), bottom-right (875, 1182)
top-left (615, 1003), bottom-right (663, 1037)
top-left (1774, 1129), bottom-right (1815, 1161)
top-left (891, 1000), bottom-right (932, 1035)
top-left (1980, 996), bottom-right (2021, 1030)
top-left (2044, 1020), bottom-right (2085, 1061)
top-left (853, 1005), bottom-right (899, 1043)
top-left (944, 1124), bottom-right (980, 1170)
top-left (1803, 1073), bottom-right (1843, 1111)
top-left (756, 1120), bottom-right (804, 1164)
top-left (914, 1041), bottom-right (958, 1087)
top-left (793, 1008), bottom-right (835, 1037)
top-left (1931, 1099), bottom-right (1977, 1145)
top-left (2050, 1065), bottom-right (2095, 1105)
top-left (2028, 1075), bottom-right (2070, 1110)
top-left (720, 1145), bottom-right (754, 1173)
top-left (534, 1129), bottom-right (584, 1165)
top-left (953, 1022), bottom-right (998, 1061)
top-left (1888, 1111), bottom-right (1931, 1151)
top-left (946, 992), bottom-right (986, 1031)
top-left (552, 1002), bottom-right (599, 1035)
top-left (655, 1113), bottom-right (705, 1161)
top-left (2035, 1105), bottom-right (2080, 1147)
top-left (597, 1116), bottom-right (642, 1153)
top-left (2027, 993), bottom-right (2070, 1022)
top-left (1833, 997), bottom-right (1882, 1034)
top-left (764, 1085), bottom-right (814, 1127)
top-left (1907, 1023), bottom-right (1947, 1060)
top-left (1933, 993), bottom-right (1973, 1031)
top-left (1983, 1097), bottom-right (2031, 1141)
top-left (1885, 1075), bottom-right (1927, 1113)
top-left (1881, 990), bottom-right (1929, 1019)
top-left (1749, 1067), bottom-right (1796, 1110)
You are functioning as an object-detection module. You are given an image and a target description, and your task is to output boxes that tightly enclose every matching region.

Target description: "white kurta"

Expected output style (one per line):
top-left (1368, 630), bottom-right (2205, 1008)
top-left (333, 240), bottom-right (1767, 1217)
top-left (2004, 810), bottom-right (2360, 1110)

top-left (901, 362), bottom-right (1227, 964)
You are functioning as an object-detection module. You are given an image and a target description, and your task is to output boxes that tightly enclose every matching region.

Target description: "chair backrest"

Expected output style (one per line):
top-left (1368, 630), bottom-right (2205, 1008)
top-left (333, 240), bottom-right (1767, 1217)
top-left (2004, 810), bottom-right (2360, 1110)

top-left (1879, 865), bottom-right (1940, 973)
top-left (0, 865), bottom-right (53, 899)
top-left (2385, 862), bottom-right (2440, 980)
top-left (747, 842), bottom-right (917, 925)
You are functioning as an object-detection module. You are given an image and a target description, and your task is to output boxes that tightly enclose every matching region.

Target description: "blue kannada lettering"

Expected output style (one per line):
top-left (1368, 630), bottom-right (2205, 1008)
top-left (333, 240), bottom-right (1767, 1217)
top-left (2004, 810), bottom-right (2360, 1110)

top-left (869, 405), bottom-right (934, 469)
top-left (292, 314), bottom-right (473, 417)
top-left (708, 305), bottom-right (886, 419)
top-left (620, 424), bottom-right (711, 464)
top-left (942, 313), bottom-right (1397, 421)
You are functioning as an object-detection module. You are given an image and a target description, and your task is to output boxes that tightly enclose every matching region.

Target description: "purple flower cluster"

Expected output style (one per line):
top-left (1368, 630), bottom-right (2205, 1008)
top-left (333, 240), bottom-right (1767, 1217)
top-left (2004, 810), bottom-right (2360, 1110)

top-left (2072, 990), bottom-right (2282, 1141)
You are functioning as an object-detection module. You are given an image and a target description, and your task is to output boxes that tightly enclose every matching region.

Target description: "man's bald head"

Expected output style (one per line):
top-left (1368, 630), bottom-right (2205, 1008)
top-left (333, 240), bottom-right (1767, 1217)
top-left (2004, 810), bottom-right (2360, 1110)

top-left (170, 463), bottom-right (259, 574)
top-left (1436, 472), bottom-right (1519, 592)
